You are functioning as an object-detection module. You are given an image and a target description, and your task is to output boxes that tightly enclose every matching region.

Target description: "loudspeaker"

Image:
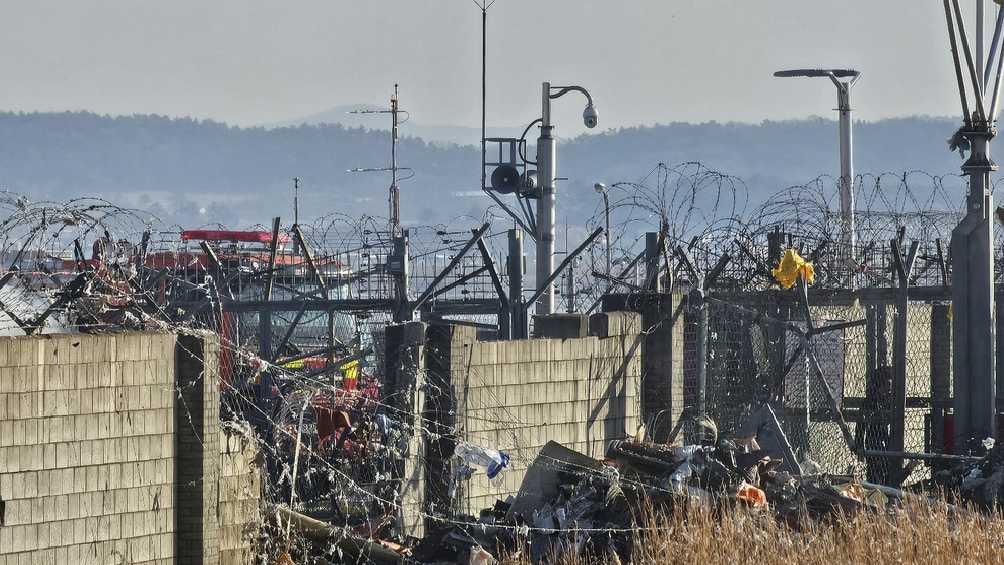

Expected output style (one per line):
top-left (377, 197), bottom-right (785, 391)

top-left (490, 165), bottom-right (521, 194)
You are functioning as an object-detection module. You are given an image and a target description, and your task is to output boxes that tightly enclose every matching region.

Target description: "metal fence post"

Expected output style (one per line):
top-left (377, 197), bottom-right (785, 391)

top-left (891, 239), bottom-right (918, 483)
top-left (391, 231), bottom-right (411, 322)
top-left (507, 228), bottom-right (527, 339)
top-left (696, 292), bottom-right (709, 419)
top-left (645, 232), bottom-right (662, 293)
top-left (931, 303), bottom-right (952, 454)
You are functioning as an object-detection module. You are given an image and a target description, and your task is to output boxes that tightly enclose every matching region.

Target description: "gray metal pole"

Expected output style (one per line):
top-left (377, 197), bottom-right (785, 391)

top-left (835, 80), bottom-right (856, 265)
top-left (891, 262), bottom-right (910, 480)
top-left (390, 85), bottom-right (401, 235)
top-left (536, 82), bottom-right (557, 315)
top-left (979, 0), bottom-right (987, 91)
top-left (259, 309), bottom-right (273, 360)
top-left (645, 232), bottom-right (662, 293)
top-left (603, 192), bottom-right (611, 279)
top-left (392, 232), bottom-right (411, 322)
top-left (696, 295), bottom-right (708, 420)
top-left (931, 304), bottom-right (952, 454)
top-left (952, 128), bottom-right (997, 447)
top-left (508, 228), bottom-right (526, 338)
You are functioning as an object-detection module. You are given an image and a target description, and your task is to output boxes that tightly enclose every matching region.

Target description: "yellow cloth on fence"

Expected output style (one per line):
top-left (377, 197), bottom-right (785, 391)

top-left (771, 248), bottom-right (815, 289)
top-left (339, 359), bottom-right (360, 380)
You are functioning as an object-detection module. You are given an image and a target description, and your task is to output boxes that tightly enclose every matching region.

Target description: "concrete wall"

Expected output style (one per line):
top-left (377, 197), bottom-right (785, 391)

top-left (381, 322), bottom-right (428, 538)
top-left (0, 333), bottom-right (178, 564)
top-left (0, 331), bottom-right (261, 565)
top-left (601, 293), bottom-right (685, 442)
top-left (218, 425), bottom-right (261, 565)
top-left (425, 312), bottom-right (643, 517)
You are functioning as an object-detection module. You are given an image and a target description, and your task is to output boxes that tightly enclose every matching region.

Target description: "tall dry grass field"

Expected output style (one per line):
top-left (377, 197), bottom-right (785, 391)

top-left (503, 500), bottom-right (1004, 564)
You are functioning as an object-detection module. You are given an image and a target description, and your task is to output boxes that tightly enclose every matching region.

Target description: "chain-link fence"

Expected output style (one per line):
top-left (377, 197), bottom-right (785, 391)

top-left (673, 286), bottom-right (953, 486)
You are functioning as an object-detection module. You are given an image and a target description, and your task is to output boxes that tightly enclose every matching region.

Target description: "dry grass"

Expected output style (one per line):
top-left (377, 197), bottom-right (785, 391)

top-left (502, 499), bottom-right (1004, 565)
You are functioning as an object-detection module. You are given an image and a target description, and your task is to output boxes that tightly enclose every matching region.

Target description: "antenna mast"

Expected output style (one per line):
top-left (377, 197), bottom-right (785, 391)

top-left (347, 85), bottom-right (411, 235)
top-left (390, 84), bottom-right (400, 233)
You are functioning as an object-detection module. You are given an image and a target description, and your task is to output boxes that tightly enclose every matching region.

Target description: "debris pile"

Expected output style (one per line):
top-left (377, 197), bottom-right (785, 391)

top-left (933, 439), bottom-right (1004, 509)
top-left (279, 414), bottom-right (921, 564)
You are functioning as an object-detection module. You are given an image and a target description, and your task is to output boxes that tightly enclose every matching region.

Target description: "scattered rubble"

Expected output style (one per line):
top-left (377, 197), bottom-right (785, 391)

top-left (932, 439), bottom-right (1004, 509)
top-left (279, 414), bottom-right (932, 564)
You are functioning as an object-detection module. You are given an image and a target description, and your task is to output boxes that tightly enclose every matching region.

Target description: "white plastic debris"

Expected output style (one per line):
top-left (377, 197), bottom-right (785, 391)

top-left (669, 461), bottom-right (695, 494)
top-left (454, 443), bottom-right (510, 479)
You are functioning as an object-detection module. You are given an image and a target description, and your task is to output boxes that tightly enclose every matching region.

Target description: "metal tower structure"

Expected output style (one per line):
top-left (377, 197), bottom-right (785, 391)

top-left (943, 0), bottom-right (1004, 447)
top-left (534, 82), bottom-right (598, 315)
top-left (348, 85), bottom-right (411, 236)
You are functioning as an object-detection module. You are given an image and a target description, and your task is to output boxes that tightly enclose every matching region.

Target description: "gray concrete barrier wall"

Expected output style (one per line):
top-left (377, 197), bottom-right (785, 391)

top-left (424, 312), bottom-right (643, 518)
top-left (0, 331), bottom-right (261, 565)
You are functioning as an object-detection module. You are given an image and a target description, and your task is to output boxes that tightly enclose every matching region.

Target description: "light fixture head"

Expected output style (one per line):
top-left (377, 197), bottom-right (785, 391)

top-left (583, 104), bottom-right (598, 128)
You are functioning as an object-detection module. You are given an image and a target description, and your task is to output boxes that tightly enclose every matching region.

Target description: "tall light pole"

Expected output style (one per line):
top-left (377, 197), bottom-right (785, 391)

top-left (594, 182), bottom-right (611, 278)
top-left (774, 69), bottom-right (861, 273)
top-left (535, 82), bottom-right (598, 315)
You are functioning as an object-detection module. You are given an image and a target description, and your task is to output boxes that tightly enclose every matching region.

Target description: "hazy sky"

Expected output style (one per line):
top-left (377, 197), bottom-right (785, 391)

top-left (0, 1), bottom-right (982, 135)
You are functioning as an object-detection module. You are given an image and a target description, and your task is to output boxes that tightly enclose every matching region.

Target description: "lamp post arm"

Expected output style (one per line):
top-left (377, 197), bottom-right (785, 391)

top-left (549, 85), bottom-right (594, 107)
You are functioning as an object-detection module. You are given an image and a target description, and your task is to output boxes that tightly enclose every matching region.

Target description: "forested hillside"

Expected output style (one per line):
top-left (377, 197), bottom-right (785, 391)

top-left (0, 111), bottom-right (965, 227)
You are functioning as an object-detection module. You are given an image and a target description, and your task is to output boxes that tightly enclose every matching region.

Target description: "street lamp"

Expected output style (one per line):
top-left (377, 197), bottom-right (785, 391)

top-left (594, 182), bottom-right (611, 278)
top-left (536, 82), bottom-right (597, 315)
top-left (774, 68), bottom-right (861, 271)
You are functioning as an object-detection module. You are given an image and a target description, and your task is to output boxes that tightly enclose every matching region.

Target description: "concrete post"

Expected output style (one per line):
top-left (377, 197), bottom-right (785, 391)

top-left (602, 292), bottom-right (684, 442)
top-left (175, 333), bottom-right (221, 565)
top-left (381, 321), bottom-right (427, 537)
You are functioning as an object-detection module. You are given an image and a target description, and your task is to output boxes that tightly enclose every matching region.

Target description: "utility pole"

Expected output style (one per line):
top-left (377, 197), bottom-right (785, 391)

top-left (536, 82), bottom-right (557, 315)
top-left (535, 82), bottom-right (597, 315)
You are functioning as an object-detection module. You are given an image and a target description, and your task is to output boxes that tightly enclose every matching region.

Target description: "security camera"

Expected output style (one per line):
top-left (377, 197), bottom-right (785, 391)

top-left (583, 104), bottom-right (598, 128)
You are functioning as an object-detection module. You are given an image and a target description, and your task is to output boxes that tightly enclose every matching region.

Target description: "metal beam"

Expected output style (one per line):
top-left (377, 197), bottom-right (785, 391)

top-left (293, 224), bottom-right (328, 295)
top-left (276, 345), bottom-right (341, 367)
top-left (265, 217), bottom-right (281, 301)
top-left (411, 222), bottom-right (490, 312)
top-left (425, 266), bottom-right (490, 302)
top-left (199, 241), bottom-right (234, 301)
top-left (592, 271), bottom-right (644, 293)
top-left (25, 272), bottom-right (90, 334)
top-left (270, 302), bottom-right (308, 364)
top-left (476, 237), bottom-right (508, 311)
top-left (526, 227), bottom-right (603, 308)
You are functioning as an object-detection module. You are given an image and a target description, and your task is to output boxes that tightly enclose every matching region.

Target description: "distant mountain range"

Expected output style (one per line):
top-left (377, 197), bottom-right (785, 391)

top-left (0, 111), bottom-right (970, 229)
top-left (264, 104), bottom-right (523, 147)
